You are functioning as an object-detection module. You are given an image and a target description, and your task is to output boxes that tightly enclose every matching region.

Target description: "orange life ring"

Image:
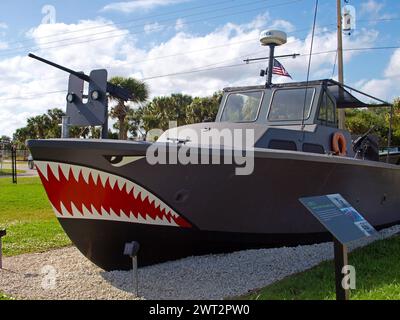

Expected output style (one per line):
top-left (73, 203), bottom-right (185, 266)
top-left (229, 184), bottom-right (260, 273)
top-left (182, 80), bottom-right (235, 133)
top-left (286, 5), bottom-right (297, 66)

top-left (332, 132), bottom-right (347, 156)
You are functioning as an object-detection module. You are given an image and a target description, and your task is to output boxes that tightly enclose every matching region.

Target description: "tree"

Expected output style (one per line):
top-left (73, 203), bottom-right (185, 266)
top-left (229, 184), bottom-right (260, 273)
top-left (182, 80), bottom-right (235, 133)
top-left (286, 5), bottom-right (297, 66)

top-left (109, 77), bottom-right (149, 140)
top-left (141, 93), bottom-right (193, 131)
top-left (346, 107), bottom-right (389, 147)
top-left (13, 127), bottom-right (31, 148)
top-left (127, 92), bottom-right (223, 139)
top-left (26, 114), bottom-right (51, 139)
top-left (186, 92), bottom-right (222, 124)
top-left (46, 108), bottom-right (65, 138)
top-left (0, 136), bottom-right (11, 150)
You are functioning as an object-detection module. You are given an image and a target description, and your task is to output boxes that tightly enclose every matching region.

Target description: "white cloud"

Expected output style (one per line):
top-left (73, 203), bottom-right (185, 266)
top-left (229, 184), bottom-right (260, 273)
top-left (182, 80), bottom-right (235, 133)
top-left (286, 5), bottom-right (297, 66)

top-left (144, 22), bottom-right (163, 34)
top-left (359, 0), bottom-right (394, 22)
top-left (384, 48), bottom-right (400, 78)
top-left (269, 19), bottom-right (295, 32)
top-left (358, 48), bottom-right (400, 101)
top-left (360, 0), bottom-right (384, 14)
top-left (0, 14), bottom-right (388, 137)
top-left (102, 0), bottom-right (189, 13)
top-left (175, 18), bottom-right (185, 32)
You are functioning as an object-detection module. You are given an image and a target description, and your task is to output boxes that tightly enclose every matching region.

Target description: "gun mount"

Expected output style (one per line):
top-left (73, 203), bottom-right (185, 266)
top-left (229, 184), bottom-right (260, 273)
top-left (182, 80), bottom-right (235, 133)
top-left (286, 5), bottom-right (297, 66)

top-left (29, 53), bottom-right (133, 101)
top-left (28, 53), bottom-right (134, 138)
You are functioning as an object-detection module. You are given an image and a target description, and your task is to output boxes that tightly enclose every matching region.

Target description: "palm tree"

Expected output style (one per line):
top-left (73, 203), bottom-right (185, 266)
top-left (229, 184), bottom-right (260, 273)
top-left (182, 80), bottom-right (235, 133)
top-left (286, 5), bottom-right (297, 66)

top-left (26, 114), bottom-right (51, 139)
top-left (109, 77), bottom-right (149, 140)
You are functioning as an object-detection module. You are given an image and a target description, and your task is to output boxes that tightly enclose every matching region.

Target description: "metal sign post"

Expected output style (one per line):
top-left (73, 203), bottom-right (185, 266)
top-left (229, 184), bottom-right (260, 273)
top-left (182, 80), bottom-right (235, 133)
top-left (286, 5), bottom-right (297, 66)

top-left (300, 194), bottom-right (378, 301)
top-left (0, 229), bottom-right (6, 269)
top-left (11, 146), bottom-right (17, 184)
top-left (333, 238), bottom-right (349, 300)
top-left (123, 241), bottom-right (140, 297)
top-left (61, 116), bottom-right (70, 139)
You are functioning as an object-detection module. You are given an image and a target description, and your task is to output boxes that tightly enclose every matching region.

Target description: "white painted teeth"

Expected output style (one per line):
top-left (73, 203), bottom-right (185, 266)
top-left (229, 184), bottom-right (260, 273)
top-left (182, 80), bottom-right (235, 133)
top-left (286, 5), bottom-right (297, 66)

top-left (71, 202), bottom-right (82, 216)
top-left (125, 181), bottom-right (134, 194)
top-left (99, 172), bottom-right (108, 187)
top-left (71, 166), bottom-right (81, 182)
top-left (117, 178), bottom-right (125, 191)
top-left (59, 163), bottom-right (70, 180)
top-left (82, 204), bottom-right (92, 216)
top-left (81, 168), bottom-right (91, 184)
top-left (48, 162), bottom-right (60, 180)
top-left (90, 171), bottom-right (99, 185)
top-left (60, 202), bottom-right (70, 216)
top-left (108, 175), bottom-right (117, 189)
top-left (36, 161), bottom-right (185, 227)
top-left (35, 161), bottom-right (48, 180)
top-left (132, 185), bottom-right (141, 199)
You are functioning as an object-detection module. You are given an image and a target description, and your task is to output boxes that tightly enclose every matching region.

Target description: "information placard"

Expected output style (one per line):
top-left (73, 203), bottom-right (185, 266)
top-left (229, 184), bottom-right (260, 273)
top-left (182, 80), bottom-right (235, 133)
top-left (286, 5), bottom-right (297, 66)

top-left (299, 194), bottom-right (377, 244)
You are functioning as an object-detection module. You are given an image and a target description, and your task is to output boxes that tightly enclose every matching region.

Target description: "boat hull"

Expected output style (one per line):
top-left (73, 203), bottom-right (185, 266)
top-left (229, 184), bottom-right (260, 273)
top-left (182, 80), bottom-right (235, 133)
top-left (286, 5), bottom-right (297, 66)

top-left (28, 139), bottom-right (400, 270)
top-left (59, 218), bottom-right (332, 270)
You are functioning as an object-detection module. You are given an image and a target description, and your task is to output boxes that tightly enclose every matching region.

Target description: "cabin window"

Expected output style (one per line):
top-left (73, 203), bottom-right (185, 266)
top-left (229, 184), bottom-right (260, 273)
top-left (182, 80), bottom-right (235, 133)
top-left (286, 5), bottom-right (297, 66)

top-left (220, 91), bottom-right (263, 122)
top-left (318, 92), bottom-right (336, 124)
top-left (268, 88), bottom-right (315, 121)
top-left (268, 139), bottom-right (297, 151)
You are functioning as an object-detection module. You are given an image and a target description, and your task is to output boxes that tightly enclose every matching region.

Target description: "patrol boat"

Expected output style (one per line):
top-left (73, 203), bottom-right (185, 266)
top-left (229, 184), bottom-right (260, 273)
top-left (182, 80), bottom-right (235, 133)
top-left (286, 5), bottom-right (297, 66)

top-left (27, 31), bottom-right (399, 270)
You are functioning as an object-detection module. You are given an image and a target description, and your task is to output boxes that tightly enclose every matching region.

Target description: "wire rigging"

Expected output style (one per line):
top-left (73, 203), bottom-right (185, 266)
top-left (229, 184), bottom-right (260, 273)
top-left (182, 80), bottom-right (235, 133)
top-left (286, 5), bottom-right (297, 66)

top-left (301, 0), bottom-right (319, 131)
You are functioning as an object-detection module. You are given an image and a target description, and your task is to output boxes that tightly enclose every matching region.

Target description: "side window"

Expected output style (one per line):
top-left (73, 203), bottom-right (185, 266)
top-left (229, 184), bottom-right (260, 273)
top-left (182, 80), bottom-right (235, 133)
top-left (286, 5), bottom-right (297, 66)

top-left (318, 92), bottom-right (336, 125)
top-left (268, 88), bottom-right (315, 121)
top-left (220, 91), bottom-right (263, 122)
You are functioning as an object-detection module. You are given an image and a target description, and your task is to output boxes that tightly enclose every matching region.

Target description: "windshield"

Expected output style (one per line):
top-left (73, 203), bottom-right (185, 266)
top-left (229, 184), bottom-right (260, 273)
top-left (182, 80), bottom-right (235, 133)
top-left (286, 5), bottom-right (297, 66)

top-left (268, 88), bottom-right (315, 121)
top-left (220, 91), bottom-right (263, 122)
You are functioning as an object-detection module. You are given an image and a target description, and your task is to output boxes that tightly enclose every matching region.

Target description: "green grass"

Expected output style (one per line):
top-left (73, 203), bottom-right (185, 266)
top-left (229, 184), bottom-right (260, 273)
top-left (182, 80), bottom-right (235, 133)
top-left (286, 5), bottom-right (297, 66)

top-left (0, 177), bottom-right (71, 257)
top-left (0, 293), bottom-right (14, 300)
top-left (242, 236), bottom-right (400, 300)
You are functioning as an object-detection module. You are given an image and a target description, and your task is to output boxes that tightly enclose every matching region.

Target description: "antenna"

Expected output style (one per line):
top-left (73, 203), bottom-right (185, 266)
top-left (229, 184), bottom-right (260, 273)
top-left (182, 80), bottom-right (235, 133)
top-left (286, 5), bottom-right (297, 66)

top-left (259, 30), bottom-right (287, 86)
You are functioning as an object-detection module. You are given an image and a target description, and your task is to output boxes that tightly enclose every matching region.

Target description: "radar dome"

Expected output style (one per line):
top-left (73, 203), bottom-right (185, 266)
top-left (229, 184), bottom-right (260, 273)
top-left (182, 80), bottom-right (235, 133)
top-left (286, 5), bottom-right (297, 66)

top-left (259, 30), bottom-right (287, 46)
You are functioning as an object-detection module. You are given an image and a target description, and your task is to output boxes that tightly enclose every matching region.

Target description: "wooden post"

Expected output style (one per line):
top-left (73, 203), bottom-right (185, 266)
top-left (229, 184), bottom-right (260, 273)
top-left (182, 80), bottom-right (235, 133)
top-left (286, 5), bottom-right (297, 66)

top-left (337, 0), bottom-right (346, 130)
top-left (333, 237), bottom-right (349, 300)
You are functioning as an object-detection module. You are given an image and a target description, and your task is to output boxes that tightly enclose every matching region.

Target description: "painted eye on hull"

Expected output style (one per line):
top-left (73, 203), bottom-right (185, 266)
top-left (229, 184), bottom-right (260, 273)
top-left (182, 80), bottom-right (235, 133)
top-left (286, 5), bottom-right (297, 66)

top-left (104, 155), bottom-right (145, 167)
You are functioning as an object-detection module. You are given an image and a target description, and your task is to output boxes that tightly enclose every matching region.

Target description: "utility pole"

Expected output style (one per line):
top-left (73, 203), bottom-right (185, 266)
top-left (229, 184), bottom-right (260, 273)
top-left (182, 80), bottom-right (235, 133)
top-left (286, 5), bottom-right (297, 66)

top-left (337, 0), bottom-right (346, 130)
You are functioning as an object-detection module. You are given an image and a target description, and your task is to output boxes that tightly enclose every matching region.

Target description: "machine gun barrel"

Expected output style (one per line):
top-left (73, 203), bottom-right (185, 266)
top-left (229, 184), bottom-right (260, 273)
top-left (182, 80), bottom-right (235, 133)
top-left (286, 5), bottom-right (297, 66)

top-left (28, 53), bottom-right (133, 101)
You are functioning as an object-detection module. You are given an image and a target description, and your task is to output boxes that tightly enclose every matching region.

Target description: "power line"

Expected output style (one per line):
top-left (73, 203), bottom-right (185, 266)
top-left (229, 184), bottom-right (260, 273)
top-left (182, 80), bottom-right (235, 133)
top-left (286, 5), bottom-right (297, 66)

top-left (1, 2), bottom-right (398, 58)
top-left (0, 0), bottom-right (276, 55)
top-left (4, 0), bottom-right (239, 47)
top-left (0, 25), bottom-right (332, 92)
top-left (141, 45), bottom-right (400, 80)
top-left (1, 44), bottom-right (399, 102)
top-left (0, 90), bottom-right (66, 102)
top-left (0, 0), bottom-right (300, 57)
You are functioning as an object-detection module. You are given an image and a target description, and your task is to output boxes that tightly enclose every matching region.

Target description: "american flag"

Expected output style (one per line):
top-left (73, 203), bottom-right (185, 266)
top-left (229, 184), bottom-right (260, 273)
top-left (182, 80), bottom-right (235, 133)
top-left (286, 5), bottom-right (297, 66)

top-left (271, 59), bottom-right (292, 78)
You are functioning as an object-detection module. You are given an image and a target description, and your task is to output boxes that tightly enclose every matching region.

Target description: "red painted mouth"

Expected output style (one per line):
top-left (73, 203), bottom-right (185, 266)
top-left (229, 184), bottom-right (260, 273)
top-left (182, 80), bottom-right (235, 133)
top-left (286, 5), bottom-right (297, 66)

top-left (35, 161), bottom-right (192, 228)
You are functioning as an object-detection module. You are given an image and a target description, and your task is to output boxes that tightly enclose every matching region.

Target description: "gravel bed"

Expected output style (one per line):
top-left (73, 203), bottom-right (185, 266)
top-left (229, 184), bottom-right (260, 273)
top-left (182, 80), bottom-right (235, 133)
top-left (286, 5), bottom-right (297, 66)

top-left (1, 225), bottom-right (399, 300)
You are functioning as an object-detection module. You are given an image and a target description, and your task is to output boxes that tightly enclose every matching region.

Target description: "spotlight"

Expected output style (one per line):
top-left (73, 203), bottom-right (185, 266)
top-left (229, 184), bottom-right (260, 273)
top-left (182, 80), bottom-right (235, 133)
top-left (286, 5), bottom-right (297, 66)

top-left (91, 90), bottom-right (101, 100)
top-left (66, 93), bottom-right (75, 103)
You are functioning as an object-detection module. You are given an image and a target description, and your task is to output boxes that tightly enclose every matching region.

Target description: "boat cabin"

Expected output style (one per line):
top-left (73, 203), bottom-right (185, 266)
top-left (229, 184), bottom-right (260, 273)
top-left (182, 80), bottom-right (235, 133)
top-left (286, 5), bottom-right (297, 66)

top-left (160, 79), bottom-right (391, 162)
top-left (215, 79), bottom-right (391, 160)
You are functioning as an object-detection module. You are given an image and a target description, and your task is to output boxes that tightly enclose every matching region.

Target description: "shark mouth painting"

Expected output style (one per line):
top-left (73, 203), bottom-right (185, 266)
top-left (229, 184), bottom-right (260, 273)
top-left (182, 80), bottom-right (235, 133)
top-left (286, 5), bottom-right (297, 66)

top-left (35, 161), bottom-right (192, 228)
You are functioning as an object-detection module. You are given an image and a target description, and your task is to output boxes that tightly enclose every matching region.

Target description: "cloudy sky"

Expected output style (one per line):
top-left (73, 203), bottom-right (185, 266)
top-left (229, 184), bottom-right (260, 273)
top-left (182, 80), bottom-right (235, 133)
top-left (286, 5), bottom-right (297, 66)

top-left (0, 0), bottom-right (399, 137)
